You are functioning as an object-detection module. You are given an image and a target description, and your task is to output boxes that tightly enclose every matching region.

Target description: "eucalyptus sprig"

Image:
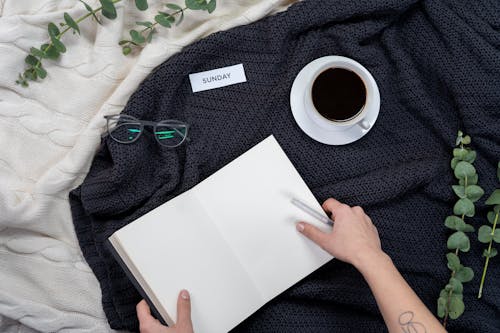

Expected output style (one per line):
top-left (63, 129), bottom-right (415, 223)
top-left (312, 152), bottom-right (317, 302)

top-left (477, 161), bottom-right (500, 299)
top-left (119, 0), bottom-right (216, 55)
top-left (16, 0), bottom-right (217, 87)
top-left (16, 0), bottom-right (123, 87)
top-left (437, 131), bottom-right (483, 328)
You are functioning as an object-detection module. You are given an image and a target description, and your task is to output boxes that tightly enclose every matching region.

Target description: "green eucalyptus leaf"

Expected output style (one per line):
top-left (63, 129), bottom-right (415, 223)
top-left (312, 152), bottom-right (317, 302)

top-left (99, 0), bottom-right (117, 19)
top-left (176, 9), bottom-right (184, 25)
top-left (136, 21), bottom-right (153, 28)
top-left (64, 12), bottom-right (80, 34)
top-left (478, 225), bottom-right (493, 243)
top-left (453, 148), bottom-right (467, 160)
top-left (446, 252), bottom-right (460, 271)
top-left (462, 223), bottom-right (475, 232)
top-left (447, 231), bottom-right (470, 252)
top-left (444, 216), bottom-right (473, 232)
top-left (453, 198), bottom-right (475, 217)
top-left (48, 22), bottom-right (60, 39)
top-left (451, 157), bottom-right (459, 170)
top-left (452, 185), bottom-right (466, 198)
top-left (41, 44), bottom-right (59, 59)
top-left (456, 131), bottom-right (463, 144)
top-left (158, 12), bottom-right (175, 23)
top-left (483, 248), bottom-right (498, 258)
top-left (25, 69), bottom-right (37, 81)
top-left (135, 0), bottom-right (148, 10)
top-left (185, 0), bottom-right (207, 10)
top-left (439, 289), bottom-right (449, 299)
top-left (461, 135), bottom-right (471, 145)
top-left (487, 211), bottom-right (497, 224)
top-left (52, 38), bottom-right (66, 53)
top-left (206, 0), bottom-right (216, 13)
top-left (494, 229), bottom-right (500, 243)
top-left (463, 150), bottom-right (476, 163)
top-left (459, 173), bottom-right (478, 186)
top-left (166, 3), bottom-right (183, 11)
top-left (79, 0), bottom-right (102, 24)
top-left (444, 215), bottom-right (465, 231)
top-left (19, 75), bottom-right (29, 87)
top-left (34, 66), bottom-right (47, 79)
top-left (455, 265), bottom-right (473, 282)
top-left (155, 14), bottom-right (172, 27)
top-left (449, 277), bottom-right (463, 293)
top-left (30, 47), bottom-right (46, 59)
top-left (465, 185), bottom-right (484, 202)
top-left (486, 189), bottom-right (500, 205)
top-left (24, 55), bottom-right (38, 66)
top-left (448, 295), bottom-right (465, 319)
top-left (146, 30), bottom-right (154, 43)
top-left (122, 46), bottom-right (132, 55)
top-left (129, 30), bottom-right (145, 44)
top-left (454, 161), bottom-right (476, 180)
top-left (495, 205), bottom-right (500, 214)
top-left (437, 296), bottom-right (447, 318)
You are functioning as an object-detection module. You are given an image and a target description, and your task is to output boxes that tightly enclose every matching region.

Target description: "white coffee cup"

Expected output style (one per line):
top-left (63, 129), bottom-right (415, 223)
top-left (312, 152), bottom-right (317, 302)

top-left (303, 56), bottom-right (380, 132)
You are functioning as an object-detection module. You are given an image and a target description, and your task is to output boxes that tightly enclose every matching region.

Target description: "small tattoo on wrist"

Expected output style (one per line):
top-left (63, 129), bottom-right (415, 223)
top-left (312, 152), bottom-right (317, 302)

top-left (399, 311), bottom-right (427, 333)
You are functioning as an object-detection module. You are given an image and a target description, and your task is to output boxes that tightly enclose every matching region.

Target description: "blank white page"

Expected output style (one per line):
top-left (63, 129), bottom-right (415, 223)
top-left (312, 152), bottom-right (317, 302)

top-left (195, 135), bottom-right (333, 300)
top-left (110, 189), bottom-right (263, 333)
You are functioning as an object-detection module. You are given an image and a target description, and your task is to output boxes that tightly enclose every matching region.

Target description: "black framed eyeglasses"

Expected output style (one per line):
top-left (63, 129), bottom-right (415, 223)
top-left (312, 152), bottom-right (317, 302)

top-left (104, 114), bottom-right (189, 148)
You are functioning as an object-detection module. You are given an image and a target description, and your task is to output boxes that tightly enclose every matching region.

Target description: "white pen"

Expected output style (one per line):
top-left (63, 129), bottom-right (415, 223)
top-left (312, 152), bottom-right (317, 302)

top-left (291, 198), bottom-right (334, 226)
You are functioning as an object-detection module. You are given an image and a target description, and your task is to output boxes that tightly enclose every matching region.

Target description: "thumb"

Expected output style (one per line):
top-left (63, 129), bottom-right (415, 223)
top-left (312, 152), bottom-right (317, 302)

top-left (296, 222), bottom-right (328, 248)
top-left (176, 289), bottom-right (193, 330)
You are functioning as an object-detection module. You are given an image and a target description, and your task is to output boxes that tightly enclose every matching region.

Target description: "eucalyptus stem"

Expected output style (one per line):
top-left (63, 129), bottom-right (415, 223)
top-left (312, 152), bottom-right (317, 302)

top-left (32, 3), bottom-right (114, 70)
top-left (443, 225), bottom-right (465, 328)
top-left (120, 4), bottom-right (192, 55)
top-left (437, 131), bottom-right (482, 327)
top-left (144, 7), bottom-right (186, 31)
top-left (16, 0), bottom-right (122, 87)
top-left (478, 211), bottom-right (498, 298)
top-left (138, 7), bottom-right (187, 39)
top-left (16, 0), bottom-right (217, 86)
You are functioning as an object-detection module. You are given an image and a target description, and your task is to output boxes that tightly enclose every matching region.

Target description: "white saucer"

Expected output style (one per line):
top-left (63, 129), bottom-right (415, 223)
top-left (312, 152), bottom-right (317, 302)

top-left (290, 57), bottom-right (380, 145)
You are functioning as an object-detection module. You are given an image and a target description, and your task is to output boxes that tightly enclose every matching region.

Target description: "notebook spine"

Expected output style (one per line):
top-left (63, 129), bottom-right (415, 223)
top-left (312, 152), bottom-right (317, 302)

top-left (105, 239), bottom-right (168, 326)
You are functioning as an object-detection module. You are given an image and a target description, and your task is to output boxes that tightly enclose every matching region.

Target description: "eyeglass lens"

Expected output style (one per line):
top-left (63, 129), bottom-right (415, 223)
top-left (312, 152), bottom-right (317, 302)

top-left (155, 123), bottom-right (187, 147)
top-left (108, 117), bottom-right (142, 143)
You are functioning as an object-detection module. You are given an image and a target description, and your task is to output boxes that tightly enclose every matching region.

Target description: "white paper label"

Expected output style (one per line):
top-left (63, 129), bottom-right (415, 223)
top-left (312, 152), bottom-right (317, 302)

top-left (189, 64), bottom-right (247, 93)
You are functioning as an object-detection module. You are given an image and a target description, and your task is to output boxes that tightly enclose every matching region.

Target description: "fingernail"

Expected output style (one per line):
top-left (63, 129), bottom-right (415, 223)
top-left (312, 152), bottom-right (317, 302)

top-left (181, 289), bottom-right (190, 300)
top-left (296, 222), bottom-right (304, 232)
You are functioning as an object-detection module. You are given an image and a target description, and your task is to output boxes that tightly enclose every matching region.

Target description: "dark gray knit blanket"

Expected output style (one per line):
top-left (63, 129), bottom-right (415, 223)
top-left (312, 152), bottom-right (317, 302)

top-left (70, 0), bottom-right (500, 331)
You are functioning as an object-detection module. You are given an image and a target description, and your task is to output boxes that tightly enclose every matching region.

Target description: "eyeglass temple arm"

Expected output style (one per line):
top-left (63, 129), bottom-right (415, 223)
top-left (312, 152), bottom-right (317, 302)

top-left (171, 127), bottom-right (191, 142)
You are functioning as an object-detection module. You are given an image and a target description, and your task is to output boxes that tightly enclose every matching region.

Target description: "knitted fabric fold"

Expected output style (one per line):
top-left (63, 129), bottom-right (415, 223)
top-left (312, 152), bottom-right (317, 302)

top-left (70, 0), bottom-right (500, 331)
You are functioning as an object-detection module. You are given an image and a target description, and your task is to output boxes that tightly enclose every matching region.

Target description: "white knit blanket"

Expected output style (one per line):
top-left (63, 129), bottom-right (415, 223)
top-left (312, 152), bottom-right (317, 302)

top-left (0, 0), bottom-right (293, 331)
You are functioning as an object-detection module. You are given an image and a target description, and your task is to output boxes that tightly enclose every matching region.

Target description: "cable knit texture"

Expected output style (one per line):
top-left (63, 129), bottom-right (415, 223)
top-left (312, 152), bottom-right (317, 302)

top-left (0, 0), bottom-right (292, 332)
top-left (70, 0), bottom-right (500, 331)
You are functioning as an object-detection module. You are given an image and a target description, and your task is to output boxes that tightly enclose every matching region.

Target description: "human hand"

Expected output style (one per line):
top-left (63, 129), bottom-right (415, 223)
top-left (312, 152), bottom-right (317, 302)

top-left (296, 198), bottom-right (385, 270)
top-left (137, 290), bottom-right (193, 333)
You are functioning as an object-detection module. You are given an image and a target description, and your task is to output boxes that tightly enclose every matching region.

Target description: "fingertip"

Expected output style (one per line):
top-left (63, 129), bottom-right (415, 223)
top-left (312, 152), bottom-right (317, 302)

top-left (136, 299), bottom-right (153, 323)
top-left (136, 299), bottom-right (148, 313)
top-left (322, 198), bottom-right (343, 212)
top-left (180, 289), bottom-right (190, 301)
top-left (177, 289), bottom-right (192, 327)
top-left (297, 221), bottom-right (327, 245)
top-left (296, 222), bottom-right (305, 232)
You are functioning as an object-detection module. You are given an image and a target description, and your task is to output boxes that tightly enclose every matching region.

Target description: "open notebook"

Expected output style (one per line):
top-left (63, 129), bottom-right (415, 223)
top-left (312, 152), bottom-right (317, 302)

top-left (107, 135), bottom-right (333, 332)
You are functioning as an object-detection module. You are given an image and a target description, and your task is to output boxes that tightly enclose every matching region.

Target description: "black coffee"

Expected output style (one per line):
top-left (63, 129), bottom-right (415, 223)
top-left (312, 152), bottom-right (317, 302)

top-left (311, 68), bottom-right (366, 121)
